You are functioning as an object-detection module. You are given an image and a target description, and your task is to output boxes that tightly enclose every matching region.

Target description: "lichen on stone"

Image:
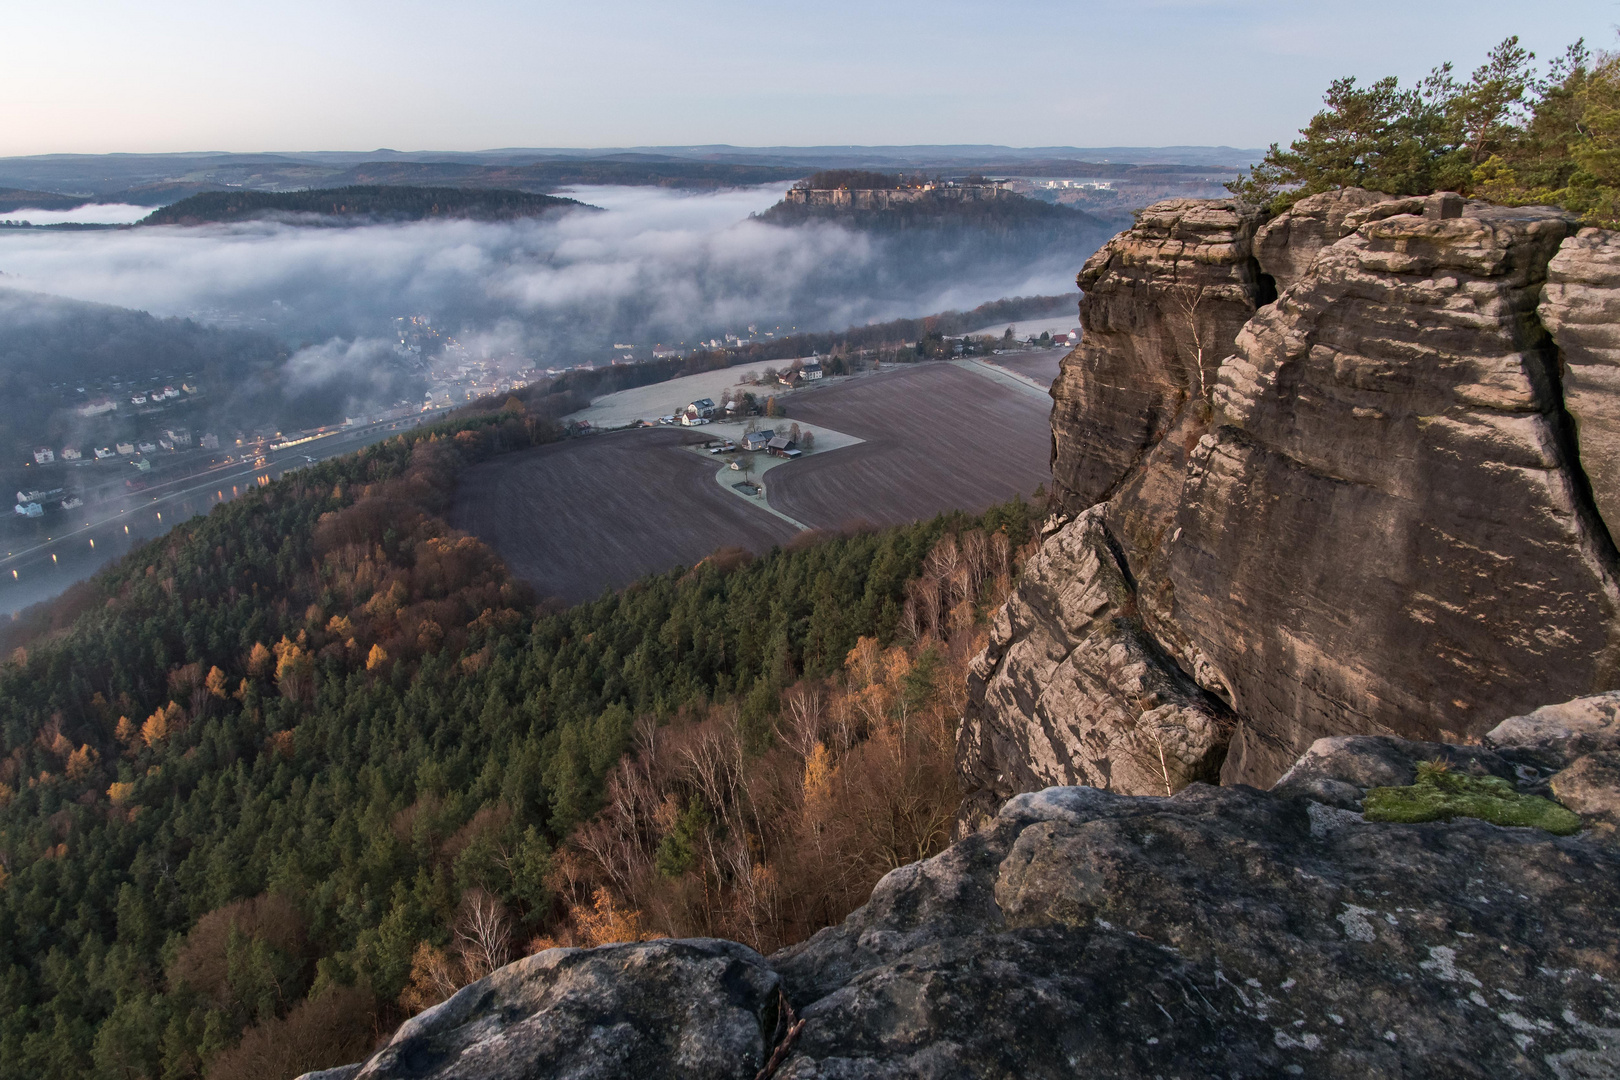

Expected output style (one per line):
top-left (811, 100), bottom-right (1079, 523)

top-left (1362, 761), bottom-right (1581, 834)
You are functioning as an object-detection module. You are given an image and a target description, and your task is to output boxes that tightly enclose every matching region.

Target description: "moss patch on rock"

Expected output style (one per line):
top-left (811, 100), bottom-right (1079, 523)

top-left (1363, 762), bottom-right (1581, 835)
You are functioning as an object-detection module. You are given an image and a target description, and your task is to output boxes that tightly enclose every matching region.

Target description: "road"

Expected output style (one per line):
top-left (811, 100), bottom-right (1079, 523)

top-left (0, 415), bottom-right (428, 616)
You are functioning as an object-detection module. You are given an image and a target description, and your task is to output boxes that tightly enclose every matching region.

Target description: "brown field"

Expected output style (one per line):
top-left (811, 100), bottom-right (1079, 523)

top-left (766, 363), bottom-right (1052, 529)
top-left (988, 348), bottom-right (1066, 389)
top-left (451, 428), bottom-right (797, 604)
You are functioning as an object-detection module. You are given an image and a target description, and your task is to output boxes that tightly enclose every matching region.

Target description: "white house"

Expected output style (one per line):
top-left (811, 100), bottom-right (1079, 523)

top-left (61, 447), bottom-right (81, 461)
top-left (95, 447), bottom-right (115, 460)
top-left (76, 396), bottom-right (117, 418)
top-left (116, 441), bottom-right (135, 455)
top-left (685, 398), bottom-right (717, 421)
top-left (32, 448), bottom-right (54, 464)
top-left (801, 362), bottom-right (824, 381)
top-left (130, 394), bottom-right (147, 405)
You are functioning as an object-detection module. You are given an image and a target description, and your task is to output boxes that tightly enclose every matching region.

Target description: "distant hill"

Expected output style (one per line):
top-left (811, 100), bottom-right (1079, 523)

top-left (754, 173), bottom-right (1117, 232)
top-left (0, 188), bottom-right (91, 214)
top-left (140, 185), bottom-right (586, 226)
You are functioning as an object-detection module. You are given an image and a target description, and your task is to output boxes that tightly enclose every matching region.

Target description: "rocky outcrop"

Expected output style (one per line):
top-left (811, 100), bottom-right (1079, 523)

top-left (1540, 227), bottom-right (1620, 533)
top-left (956, 507), bottom-right (1232, 826)
top-left (310, 705), bottom-right (1620, 1079)
top-left (310, 940), bottom-right (781, 1080)
top-left (1050, 199), bottom-right (1270, 513)
top-left (965, 191), bottom-right (1620, 807)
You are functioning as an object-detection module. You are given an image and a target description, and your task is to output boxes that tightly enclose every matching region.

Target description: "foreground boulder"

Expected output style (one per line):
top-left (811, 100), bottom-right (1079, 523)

top-left (309, 703), bottom-right (1620, 1079)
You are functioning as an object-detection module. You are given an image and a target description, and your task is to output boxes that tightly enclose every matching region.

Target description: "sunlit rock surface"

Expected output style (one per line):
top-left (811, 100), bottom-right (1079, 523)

top-left (965, 193), bottom-right (1620, 805)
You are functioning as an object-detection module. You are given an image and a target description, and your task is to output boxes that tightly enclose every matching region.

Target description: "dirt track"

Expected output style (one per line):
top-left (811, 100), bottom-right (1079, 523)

top-left (451, 428), bottom-right (796, 604)
top-left (765, 363), bottom-right (1052, 529)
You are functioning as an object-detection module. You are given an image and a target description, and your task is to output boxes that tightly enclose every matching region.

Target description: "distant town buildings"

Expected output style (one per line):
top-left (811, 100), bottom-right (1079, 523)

top-left (32, 448), bottom-right (54, 464)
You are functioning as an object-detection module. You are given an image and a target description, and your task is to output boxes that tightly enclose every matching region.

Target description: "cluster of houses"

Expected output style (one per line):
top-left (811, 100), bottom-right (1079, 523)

top-left (75, 383), bottom-right (198, 418)
top-left (775, 361), bottom-right (823, 389)
top-left (741, 429), bottom-right (801, 457)
top-left (668, 361), bottom-right (827, 427)
top-left (33, 428), bottom-right (214, 467)
top-left (14, 486), bottom-right (74, 517)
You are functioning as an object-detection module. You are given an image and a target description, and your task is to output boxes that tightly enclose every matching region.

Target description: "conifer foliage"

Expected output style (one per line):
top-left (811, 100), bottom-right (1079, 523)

top-left (0, 400), bottom-right (1039, 1078)
top-left (1231, 35), bottom-right (1620, 225)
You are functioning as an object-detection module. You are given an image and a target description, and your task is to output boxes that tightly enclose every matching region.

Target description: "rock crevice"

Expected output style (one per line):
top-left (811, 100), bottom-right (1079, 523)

top-left (966, 190), bottom-right (1620, 804)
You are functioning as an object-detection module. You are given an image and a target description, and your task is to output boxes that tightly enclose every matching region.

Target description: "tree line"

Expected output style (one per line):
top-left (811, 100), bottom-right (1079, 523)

top-left (1232, 35), bottom-right (1620, 225)
top-left (140, 187), bottom-right (584, 226)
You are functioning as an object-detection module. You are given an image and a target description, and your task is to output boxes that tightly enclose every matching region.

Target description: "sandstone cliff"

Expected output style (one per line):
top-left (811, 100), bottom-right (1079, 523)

top-left (304, 699), bottom-right (1620, 1078)
top-left (962, 191), bottom-right (1620, 811)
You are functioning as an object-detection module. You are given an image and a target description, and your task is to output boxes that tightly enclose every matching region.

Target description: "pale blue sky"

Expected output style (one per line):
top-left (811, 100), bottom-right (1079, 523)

top-left (2, 0), bottom-right (1612, 155)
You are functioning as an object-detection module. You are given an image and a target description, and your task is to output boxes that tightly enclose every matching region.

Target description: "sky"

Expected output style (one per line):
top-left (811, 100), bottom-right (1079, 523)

top-left (2, 0), bottom-right (1613, 156)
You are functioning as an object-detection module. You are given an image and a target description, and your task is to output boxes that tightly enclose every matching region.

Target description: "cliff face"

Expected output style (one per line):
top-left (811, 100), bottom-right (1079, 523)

top-left (305, 702), bottom-right (1620, 1079)
top-left (962, 190), bottom-right (1620, 807)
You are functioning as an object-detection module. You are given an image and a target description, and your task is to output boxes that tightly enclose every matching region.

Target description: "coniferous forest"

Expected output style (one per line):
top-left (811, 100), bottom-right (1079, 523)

top-left (0, 399), bottom-right (1038, 1079)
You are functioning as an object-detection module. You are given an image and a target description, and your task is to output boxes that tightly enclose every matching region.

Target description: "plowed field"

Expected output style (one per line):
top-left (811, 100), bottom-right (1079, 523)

top-left (451, 428), bottom-right (796, 604)
top-left (764, 363), bottom-right (1051, 529)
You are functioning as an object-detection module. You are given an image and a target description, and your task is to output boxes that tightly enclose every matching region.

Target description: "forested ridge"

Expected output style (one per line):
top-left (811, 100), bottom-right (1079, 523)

top-left (140, 186), bottom-right (583, 226)
top-left (0, 397), bottom-right (1039, 1078)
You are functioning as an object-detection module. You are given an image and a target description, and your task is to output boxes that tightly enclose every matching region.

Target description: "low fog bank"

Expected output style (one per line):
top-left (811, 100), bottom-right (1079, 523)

top-left (0, 204), bottom-right (152, 226)
top-left (0, 185), bottom-right (1100, 360)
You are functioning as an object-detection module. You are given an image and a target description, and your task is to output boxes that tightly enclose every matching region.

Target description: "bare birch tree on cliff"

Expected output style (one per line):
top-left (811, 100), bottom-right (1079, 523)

top-left (1171, 283), bottom-right (1212, 406)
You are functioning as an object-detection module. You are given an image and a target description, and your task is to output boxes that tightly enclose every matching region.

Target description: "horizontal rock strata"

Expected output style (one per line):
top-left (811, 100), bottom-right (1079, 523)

top-left (965, 191), bottom-right (1620, 805)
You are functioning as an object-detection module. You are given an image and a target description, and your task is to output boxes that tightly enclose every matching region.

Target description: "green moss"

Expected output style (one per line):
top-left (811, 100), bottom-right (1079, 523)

top-left (1363, 762), bottom-right (1581, 835)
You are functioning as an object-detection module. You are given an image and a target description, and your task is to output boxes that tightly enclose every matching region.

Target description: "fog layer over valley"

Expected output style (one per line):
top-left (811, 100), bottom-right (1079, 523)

top-left (0, 185), bottom-right (1102, 376)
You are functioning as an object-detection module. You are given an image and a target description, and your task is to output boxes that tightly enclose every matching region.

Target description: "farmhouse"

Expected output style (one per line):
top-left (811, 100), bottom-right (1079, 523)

top-left (684, 398), bottom-right (717, 421)
top-left (778, 370), bottom-right (802, 389)
top-left (801, 361), bottom-right (823, 380)
top-left (742, 430), bottom-right (774, 452)
top-left (767, 435), bottom-right (801, 458)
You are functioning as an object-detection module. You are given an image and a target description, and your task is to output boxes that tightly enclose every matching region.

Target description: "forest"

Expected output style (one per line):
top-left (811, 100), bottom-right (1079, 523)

top-left (0, 391), bottom-right (1042, 1079)
top-left (140, 186), bottom-right (584, 226)
top-left (1230, 35), bottom-right (1620, 225)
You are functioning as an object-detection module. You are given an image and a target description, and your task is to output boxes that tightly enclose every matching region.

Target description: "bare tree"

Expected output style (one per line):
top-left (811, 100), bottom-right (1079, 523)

top-left (454, 888), bottom-right (513, 980)
top-left (783, 685), bottom-right (825, 762)
top-left (1171, 284), bottom-right (1211, 404)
